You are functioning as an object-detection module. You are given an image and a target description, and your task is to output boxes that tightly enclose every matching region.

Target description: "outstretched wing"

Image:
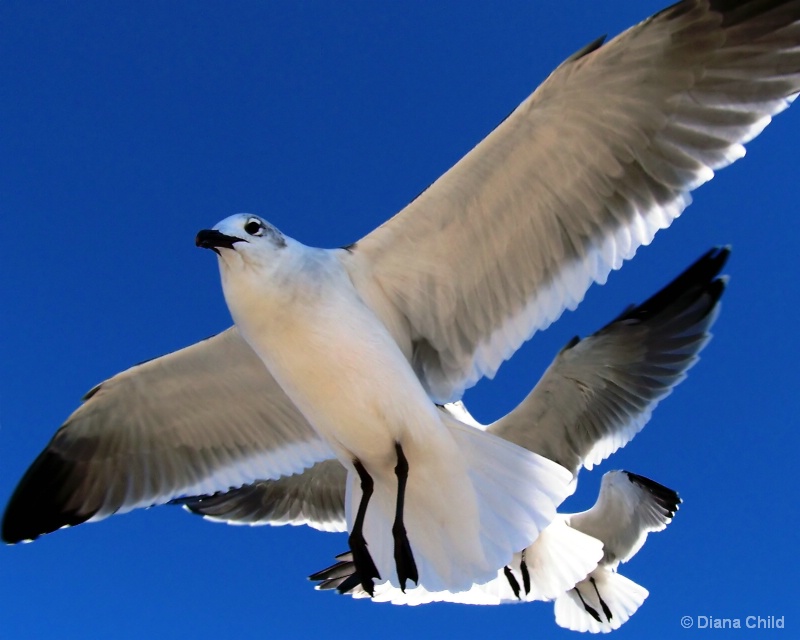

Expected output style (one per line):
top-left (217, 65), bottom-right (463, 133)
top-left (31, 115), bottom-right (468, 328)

top-left (347, 0), bottom-right (799, 402)
top-left (488, 247), bottom-right (728, 475)
top-left (567, 470), bottom-right (681, 566)
top-left (2, 328), bottom-right (332, 543)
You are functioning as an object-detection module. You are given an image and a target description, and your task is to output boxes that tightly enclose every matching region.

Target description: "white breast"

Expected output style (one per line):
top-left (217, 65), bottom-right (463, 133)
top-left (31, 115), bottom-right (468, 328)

top-left (219, 245), bottom-right (445, 464)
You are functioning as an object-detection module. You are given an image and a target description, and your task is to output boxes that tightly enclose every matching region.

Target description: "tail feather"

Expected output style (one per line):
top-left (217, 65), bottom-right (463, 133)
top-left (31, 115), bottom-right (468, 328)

top-left (554, 568), bottom-right (648, 633)
top-left (512, 519), bottom-right (603, 602)
top-left (436, 418), bottom-right (574, 592)
top-left (352, 417), bottom-right (573, 593)
top-left (310, 519), bottom-right (602, 606)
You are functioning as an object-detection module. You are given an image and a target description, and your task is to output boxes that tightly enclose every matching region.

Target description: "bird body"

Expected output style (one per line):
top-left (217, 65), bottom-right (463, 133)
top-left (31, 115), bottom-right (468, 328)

top-left (216, 237), bottom-right (426, 461)
top-left (554, 471), bottom-right (682, 633)
top-left (203, 215), bottom-right (572, 592)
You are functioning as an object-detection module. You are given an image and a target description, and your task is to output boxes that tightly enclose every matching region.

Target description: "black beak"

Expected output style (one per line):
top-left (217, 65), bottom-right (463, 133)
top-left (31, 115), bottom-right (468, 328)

top-left (195, 229), bottom-right (244, 254)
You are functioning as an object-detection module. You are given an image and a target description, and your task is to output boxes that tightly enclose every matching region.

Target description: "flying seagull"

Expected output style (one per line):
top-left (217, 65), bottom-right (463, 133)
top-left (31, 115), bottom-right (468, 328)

top-left (552, 472), bottom-right (682, 634)
top-left (196, 215), bottom-right (573, 594)
top-left (3, 0), bottom-right (798, 592)
top-left (182, 246), bottom-right (725, 614)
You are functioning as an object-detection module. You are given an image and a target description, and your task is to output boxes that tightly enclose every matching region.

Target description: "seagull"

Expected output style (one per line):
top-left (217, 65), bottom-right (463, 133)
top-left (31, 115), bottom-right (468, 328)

top-left (181, 246), bottom-right (724, 613)
top-left (552, 471), bottom-right (681, 634)
top-left (3, 0), bottom-right (798, 592)
top-left (195, 215), bottom-right (574, 594)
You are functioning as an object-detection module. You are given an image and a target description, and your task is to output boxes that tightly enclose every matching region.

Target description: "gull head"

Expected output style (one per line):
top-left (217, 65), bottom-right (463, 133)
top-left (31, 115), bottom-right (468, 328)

top-left (195, 214), bottom-right (287, 260)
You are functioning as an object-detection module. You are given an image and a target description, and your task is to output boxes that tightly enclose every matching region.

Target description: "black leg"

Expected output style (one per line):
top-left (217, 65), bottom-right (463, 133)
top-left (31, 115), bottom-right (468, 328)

top-left (574, 586), bottom-right (602, 623)
top-left (590, 576), bottom-right (613, 621)
top-left (392, 443), bottom-right (419, 592)
top-left (520, 548), bottom-right (531, 596)
top-left (503, 566), bottom-right (522, 599)
top-left (348, 459), bottom-right (380, 596)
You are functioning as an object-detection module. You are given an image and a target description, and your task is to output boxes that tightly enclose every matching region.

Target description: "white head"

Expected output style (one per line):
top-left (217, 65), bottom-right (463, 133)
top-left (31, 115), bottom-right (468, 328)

top-left (196, 214), bottom-right (307, 323)
top-left (196, 214), bottom-right (287, 260)
top-left (196, 213), bottom-right (329, 306)
top-left (196, 213), bottom-right (343, 333)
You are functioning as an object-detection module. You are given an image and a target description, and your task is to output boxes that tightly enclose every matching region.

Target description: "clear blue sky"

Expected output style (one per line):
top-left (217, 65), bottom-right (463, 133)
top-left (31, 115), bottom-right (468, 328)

top-left (2, 2), bottom-right (798, 638)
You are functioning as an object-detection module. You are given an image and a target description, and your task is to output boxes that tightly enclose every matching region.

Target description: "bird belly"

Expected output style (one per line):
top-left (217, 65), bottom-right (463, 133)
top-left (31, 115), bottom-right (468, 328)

top-left (234, 289), bottom-right (448, 465)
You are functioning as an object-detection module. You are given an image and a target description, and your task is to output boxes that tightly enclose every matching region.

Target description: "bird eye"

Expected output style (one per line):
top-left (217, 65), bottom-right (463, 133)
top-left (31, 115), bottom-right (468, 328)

top-left (244, 218), bottom-right (264, 236)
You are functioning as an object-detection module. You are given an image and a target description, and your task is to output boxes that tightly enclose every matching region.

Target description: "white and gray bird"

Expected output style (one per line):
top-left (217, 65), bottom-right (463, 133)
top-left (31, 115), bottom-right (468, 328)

top-left (552, 471), bottom-right (681, 634)
top-left (182, 247), bottom-right (723, 620)
top-left (193, 215), bottom-right (573, 594)
top-left (3, 0), bottom-right (798, 596)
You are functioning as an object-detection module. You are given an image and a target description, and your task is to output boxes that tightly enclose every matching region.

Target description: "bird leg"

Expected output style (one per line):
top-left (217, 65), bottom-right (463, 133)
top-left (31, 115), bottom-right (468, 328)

top-left (348, 459), bottom-right (380, 596)
top-left (574, 586), bottom-right (602, 623)
top-left (590, 576), bottom-right (613, 621)
top-left (503, 566), bottom-right (522, 599)
top-left (503, 548), bottom-right (531, 600)
top-left (392, 442), bottom-right (418, 592)
top-left (520, 548), bottom-right (531, 595)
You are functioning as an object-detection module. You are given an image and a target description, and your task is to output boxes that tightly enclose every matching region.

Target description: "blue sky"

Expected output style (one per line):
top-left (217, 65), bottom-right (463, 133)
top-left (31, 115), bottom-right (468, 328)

top-left (2, 1), bottom-right (799, 638)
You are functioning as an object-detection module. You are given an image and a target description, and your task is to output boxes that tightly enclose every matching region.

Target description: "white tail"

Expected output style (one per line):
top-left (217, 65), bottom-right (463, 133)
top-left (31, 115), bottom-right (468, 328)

top-left (348, 416), bottom-right (574, 593)
top-left (554, 568), bottom-right (649, 633)
top-left (512, 518), bottom-right (603, 602)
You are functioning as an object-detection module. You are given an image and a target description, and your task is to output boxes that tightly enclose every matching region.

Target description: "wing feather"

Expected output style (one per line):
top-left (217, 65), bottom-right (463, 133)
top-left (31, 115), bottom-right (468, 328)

top-left (2, 328), bottom-right (331, 543)
top-left (178, 459), bottom-right (347, 533)
top-left (567, 470), bottom-right (681, 566)
top-left (488, 247), bottom-right (728, 474)
top-left (347, 0), bottom-right (799, 401)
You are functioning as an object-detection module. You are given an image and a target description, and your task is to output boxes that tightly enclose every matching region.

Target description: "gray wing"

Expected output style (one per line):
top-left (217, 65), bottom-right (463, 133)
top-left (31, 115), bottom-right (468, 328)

top-left (178, 459), bottom-right (347, 533)
top-left (488, 247), bottom-right (728, 476)
top-left (2, 327), bottom-right (332, 543)
top-left (346, 0), bottom-right (799, 402)
top-left (567, 470), bottom-right (681, 566)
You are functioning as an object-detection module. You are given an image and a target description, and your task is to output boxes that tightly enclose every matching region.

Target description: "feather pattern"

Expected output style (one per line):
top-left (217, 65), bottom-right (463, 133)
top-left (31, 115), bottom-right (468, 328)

top-left (347, 0), bottom-right (800, 402)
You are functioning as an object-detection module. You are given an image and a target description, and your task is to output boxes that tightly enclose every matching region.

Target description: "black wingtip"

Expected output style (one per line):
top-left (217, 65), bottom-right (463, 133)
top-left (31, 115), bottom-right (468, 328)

top-left (308, 554), bottom-right (356, 583)
top-left (335, 574), bottom-right (363, 595)
top-left (308, 563), bottom-right (362, 595)
top-left (624, 470), bottom-right (682, 517)
top-left (613, 246), bottom-right (730, 324)
top-left (2, 447), bottom-right (96, 544)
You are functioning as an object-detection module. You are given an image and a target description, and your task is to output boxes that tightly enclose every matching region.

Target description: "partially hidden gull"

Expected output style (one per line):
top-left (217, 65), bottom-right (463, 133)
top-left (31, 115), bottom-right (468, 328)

top-left (552, 472), bottom-right (682, 633)
top-left (180, 248), bottom-right (721, 628)
top-left (3, 0), bottom-right (798, 594)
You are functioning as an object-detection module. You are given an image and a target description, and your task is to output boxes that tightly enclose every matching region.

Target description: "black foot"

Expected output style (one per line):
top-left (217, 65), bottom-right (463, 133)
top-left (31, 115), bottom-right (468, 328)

top-left (349, 529), bottom-right (380, 597)
top-left (590, 576), bottom-right (613, 621)
top-left (392, 522), bottom-right (419, 592)
top-left (575, 586), bottom-right (602, 623)
top-left (392, 443), bottom-right (419, 592)
top-left (350, 459), bottom-right (381, 596)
